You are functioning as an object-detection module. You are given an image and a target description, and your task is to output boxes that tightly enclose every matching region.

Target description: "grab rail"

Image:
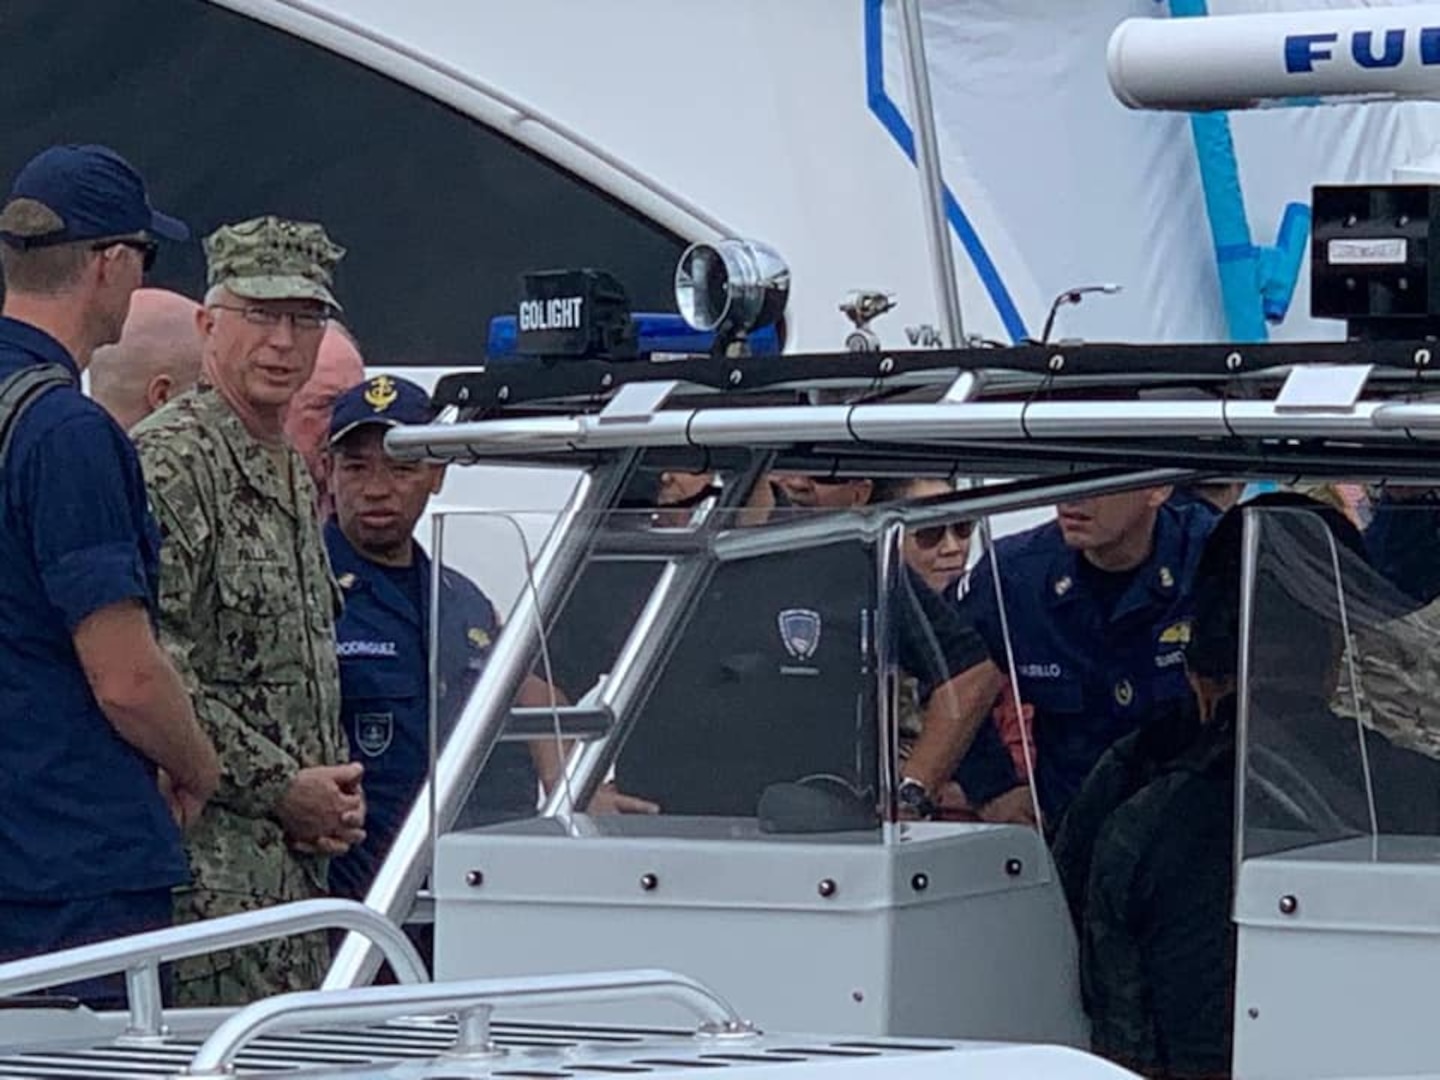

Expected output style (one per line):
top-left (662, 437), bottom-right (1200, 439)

top-left (183, 968), bottom-right (755, 1076)
top-left (0, 899), bottom-right (425, 1044)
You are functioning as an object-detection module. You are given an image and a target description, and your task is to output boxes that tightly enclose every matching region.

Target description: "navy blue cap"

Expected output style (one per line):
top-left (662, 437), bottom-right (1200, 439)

top-left (330, 375), bottom-right (435, 445)
top-left (0, 144), bottom-right (189, 249)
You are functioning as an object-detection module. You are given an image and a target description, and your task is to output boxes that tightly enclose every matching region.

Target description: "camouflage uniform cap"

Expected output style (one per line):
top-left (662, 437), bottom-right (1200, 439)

top-left (204, 214), bottom-right (346, 311)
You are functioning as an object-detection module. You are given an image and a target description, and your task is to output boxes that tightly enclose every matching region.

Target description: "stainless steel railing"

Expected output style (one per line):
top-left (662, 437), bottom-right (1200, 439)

top-left (183, 968), bottom-right (756, 1077)
top-left (0, 898), bottom-right (425, 1044)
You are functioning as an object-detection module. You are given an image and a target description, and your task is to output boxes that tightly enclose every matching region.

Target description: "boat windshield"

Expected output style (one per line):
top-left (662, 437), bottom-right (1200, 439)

top-left (1239, 503), bottom-right (1440, 865)
top-left (422, 475), bottom-right (1046, 876)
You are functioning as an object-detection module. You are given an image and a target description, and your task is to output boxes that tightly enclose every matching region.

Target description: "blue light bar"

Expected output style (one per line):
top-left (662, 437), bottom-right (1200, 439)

top-left (487, 312), bottom-right (781, 361)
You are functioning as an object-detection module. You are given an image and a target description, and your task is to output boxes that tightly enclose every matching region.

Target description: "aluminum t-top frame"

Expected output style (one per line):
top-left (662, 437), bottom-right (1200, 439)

top-left (331, 337), bottom-right (1440, 990)
top-left (387, 340), bottom-right (1440, 481)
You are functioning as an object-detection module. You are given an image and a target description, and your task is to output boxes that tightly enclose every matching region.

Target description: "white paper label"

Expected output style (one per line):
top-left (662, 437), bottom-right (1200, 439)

top-left (1327, 238), bottom-right (1407, 265)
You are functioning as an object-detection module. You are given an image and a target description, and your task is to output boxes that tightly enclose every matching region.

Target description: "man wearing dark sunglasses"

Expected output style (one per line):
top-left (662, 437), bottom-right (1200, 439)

top-left (770, 471), bottom-right (873, 509)
top-left (0, 147), bottom-right (178, 359)
top-left (0, 144), bottom-right (218, 1006)
top-left (92, 234), bottom-right (158, 272)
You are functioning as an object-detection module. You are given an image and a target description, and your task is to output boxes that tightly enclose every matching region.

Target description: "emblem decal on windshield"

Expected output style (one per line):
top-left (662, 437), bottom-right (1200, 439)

top-left (778, 608), bottom-right (822, 661)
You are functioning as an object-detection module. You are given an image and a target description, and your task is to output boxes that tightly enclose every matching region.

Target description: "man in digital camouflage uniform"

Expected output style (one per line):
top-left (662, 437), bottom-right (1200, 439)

top-left (134, 216), bottom-right (364, 1005)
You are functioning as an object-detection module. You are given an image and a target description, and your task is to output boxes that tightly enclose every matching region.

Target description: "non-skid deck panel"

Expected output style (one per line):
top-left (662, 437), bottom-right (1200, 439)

top-left (0, 1017), bottom-right (948, 1079)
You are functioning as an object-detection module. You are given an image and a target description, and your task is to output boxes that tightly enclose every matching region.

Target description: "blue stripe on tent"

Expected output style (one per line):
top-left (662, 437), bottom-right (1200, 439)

top-left (1170, 0), bottom-right (1269, 342)
top-left (862, 0), bottom-right (1029, 342)
top-left (1216, 242), bottom-right (1258, 264)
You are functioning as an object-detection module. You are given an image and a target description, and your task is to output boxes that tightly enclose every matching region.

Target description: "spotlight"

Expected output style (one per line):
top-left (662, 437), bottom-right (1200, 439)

top-left (675, 239), bottom-right (790, 355)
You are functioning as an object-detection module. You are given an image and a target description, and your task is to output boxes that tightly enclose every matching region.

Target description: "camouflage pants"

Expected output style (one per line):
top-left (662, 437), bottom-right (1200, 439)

top-left (171, 888), bottom-right (331, 1007)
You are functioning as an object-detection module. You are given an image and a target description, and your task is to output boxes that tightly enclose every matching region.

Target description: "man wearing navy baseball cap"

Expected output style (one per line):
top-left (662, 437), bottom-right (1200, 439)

top-left (327, 371), bottom-right (434, 445)
top-left (1, 144), bottom-right (188, 248)
top-left (323, 376), bottom-right (656, 924)
top-left (0, 144), bottom-right (217, 1005)
top-left (0, 145), bottom-right (188, 354)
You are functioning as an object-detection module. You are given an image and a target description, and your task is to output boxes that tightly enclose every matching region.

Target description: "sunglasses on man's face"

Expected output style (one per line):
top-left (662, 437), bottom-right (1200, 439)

top-left (911, 521), bottom-right (974, 549)
top-left (92, 237), bottom-right (158, 272)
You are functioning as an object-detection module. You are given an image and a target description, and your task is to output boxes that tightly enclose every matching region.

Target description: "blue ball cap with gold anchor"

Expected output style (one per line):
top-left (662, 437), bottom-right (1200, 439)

top-left (329, 374), bottom-right (435, 445)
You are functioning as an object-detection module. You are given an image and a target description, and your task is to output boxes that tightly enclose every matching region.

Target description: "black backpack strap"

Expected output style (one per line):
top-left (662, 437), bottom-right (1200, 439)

top-left (0, 364), bottom-right (73, 469)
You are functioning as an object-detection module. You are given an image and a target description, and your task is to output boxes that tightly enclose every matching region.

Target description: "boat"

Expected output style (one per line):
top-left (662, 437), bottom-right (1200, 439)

top-left (6, 4), bottom-right (1440, 1077)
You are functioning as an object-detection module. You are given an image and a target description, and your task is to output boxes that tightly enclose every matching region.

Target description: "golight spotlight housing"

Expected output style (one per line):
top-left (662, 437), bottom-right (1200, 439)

top-left (674, 239), bottom-right (790, 355)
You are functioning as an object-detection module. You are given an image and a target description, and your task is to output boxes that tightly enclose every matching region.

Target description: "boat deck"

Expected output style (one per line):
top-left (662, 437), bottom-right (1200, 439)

top-left (0, 1015), bottom-right (960, 1080)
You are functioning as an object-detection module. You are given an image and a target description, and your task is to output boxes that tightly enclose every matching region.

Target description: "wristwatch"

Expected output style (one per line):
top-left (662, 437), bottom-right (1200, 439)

top-left (897, 777), bottom-right (937, 820)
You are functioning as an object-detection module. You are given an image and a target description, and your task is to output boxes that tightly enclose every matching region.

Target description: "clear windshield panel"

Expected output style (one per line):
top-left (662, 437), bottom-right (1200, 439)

top-left (424, 487), bottom-right (1062, 849)
top-left (1240, 505), bottom-right (1440, 862)
top-left (423, 507), bottom-right (569, 855)
top-left (422, 482), bottom-right (1264, 884)
top-left (425, 501), bottom-right (886, 836)
top-left (886, 501), bottom-right (1051, 884)
top-left (551, 502), bottom-right (886, 831)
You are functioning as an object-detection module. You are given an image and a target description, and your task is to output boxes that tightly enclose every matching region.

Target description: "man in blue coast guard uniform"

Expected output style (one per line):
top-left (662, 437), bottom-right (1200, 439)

top-left (323, 375), bottom-right (536, 900)
top-left (954, 486), bottom-right (1214, 823)
top-left (324, 376), bottom-right (657, 903)
top-left (0, 145), bottom-right (219, 1001)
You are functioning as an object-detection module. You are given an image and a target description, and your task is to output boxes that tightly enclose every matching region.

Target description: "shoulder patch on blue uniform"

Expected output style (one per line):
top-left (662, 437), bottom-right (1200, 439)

top-left (354, 712), bottom-right (393, 756)
top-left (467, 626), bottom-right (492, 650)
top-left (1158, 620), bottom-right (1191, 645)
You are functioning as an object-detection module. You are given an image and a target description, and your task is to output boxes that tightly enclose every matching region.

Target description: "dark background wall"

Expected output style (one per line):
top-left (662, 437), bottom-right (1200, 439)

top-left (0, 0), bottom-right (686, 366)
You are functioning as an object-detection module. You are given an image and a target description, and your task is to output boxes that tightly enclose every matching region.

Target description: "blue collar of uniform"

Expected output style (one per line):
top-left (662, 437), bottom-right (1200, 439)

top-left (325, 517), bottom-right (432, 587)
top-left (326, 517), bottom-right (369, 587)
top-left (1044, 505), bottom-right (1185, 614)
top-left (0, 316), bottom-right (81, 382)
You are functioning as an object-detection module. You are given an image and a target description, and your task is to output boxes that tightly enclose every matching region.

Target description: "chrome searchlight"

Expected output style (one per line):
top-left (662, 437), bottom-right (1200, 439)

top-left (675, 239), bottom-right (790, 355)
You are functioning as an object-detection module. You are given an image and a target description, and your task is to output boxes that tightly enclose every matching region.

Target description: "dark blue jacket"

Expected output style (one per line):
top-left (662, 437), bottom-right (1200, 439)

top-left (325, 521), bottom-right (535, 900)
top-left (1365, 493), bottom-right (1440, 606)
top-left (956, 504), bottom-right (1214, 819)
top-left (0, 317), bottom-right (184, 904)
top-left (1071, 692), bottom-right (1440, 1076)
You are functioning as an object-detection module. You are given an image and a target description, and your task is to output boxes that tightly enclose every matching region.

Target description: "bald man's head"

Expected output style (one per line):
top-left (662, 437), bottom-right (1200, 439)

top-left (286, 322), bottom-right (366, 510)
top-left (89, 288), bottom-right (203, 431)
